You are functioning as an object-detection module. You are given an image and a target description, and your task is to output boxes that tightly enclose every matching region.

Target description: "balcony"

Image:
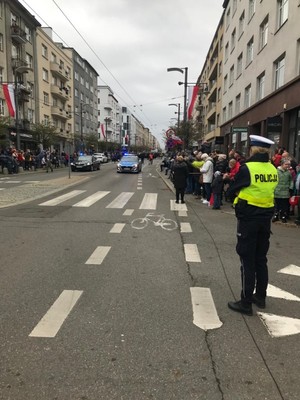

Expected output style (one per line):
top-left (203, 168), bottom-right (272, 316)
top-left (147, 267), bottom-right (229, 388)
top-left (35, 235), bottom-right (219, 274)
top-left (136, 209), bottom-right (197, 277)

top-left (51, 106), bottom-right (70, 120)
top-left (50, 62), bottom-right (69, 81)
top-left (104, 102), bottom-right (112, 110)
top-left (51, 85), bottom-right (69, 101)
top-left (11, 24), bottom-right (27, 44)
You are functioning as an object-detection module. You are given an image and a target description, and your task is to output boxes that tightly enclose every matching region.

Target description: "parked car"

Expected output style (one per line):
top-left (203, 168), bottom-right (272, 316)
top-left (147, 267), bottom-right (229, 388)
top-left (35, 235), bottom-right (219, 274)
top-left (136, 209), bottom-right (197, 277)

top-left (93, 152), bottom-right (108, 163)
top-left (71, 155), bottom-right (100, 171)
top-left (117, 155), bottom-right (142, 173)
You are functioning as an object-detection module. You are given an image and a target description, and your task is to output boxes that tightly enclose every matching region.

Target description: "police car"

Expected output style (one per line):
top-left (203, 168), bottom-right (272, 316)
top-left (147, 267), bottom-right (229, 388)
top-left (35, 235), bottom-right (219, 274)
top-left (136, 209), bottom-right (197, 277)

top-left (117, 154), bottom-right (142, 173)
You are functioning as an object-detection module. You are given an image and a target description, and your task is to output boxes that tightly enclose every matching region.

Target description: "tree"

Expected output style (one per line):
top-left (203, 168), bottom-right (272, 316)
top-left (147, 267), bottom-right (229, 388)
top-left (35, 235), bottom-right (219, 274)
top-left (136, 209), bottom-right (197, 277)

top-left (176, 120), bottom-right (199, 150)
top-left (0, 117), bottom-right (11, 149)
top-left (31, 122), bottom-right (60, 149)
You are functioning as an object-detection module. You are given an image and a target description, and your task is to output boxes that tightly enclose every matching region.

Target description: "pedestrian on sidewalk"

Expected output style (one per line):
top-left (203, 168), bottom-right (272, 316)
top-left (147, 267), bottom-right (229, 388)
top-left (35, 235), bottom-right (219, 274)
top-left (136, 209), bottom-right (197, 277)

top-left (172, 155), bottom-right (189, 204)
top-left (227, 135), bottom-right (278, 316)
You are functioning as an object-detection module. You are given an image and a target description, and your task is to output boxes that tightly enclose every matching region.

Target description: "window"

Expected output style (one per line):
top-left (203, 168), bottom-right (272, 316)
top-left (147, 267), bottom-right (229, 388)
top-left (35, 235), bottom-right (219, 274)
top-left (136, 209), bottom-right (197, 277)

top-left (222, 107), bottom-right (227, 123)
top-left (218, 61), bottom-right (222, 76)
top-left (28, 108), bottom-right (34, 122)
top-left (44, 115), bottom-right (50, 126)
top-left (244, 85), bottom-right (251, 108)
top-left (223, 75), bottom-right (228, 93)
top-left (231, 28), bottom-right (236, 52)
top-left (42, 68), bottom-right (49, 81)
top-left (274, 54), bottom-right (285, 89)
top-left (25, 26), bottom-right (31, 42)
top-left (226, 8), bottom-right (231, 30)
top-left (246, 37), bottom-right (254, 65)
top-left (259, 16), bottom-right (268, 50)
top-left (249, 0), bottom-right (256, 21)
top-left (0, 67), bottom-right (3, 83)
top-left (237, 53), bottom-right (243, 77)
top-left (277, 0), bottom-right (288, 28)
top-left (0, 33), bottom-right (3, 51)
top-left (0, 99), bottom-right (4, 116)
top-left (43, 92), bottom-right (49, 105)
top-left (225, 42), bottom-right (229, 62)
top-left (235, 94), bottom-right (241, 114)
top-left (238, 11), bottom-right (245, 38)
top-left (75, 88), bottom-right (78, 97)
top-left (257, 72), bottom-right (265, 100)
top-left (228, 101), bottom-right (233, 120)
top-left (229, 65), bottom-right (235, 87)
top-left (51, 53), bottom-right (57, 63)
top-left (26, 53), bottom-right (33, 68)
top-left (232, 0), bottom-right (237, 15)
top-left (42, 44), bottom-right (48, 58)
top-left (75, 71), bottom-right (79, 81)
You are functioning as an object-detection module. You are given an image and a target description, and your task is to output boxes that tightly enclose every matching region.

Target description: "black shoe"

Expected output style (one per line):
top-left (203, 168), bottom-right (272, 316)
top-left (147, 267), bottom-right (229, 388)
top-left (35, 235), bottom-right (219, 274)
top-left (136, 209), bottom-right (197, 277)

top-left (175, 200), bottom-right (179, 204)
top-left (181, 200), bottom-right (185, 204)
top-left (252, 294), bottom-right (266, 309)
top-left (295, 220), bottom-right (300, 225)
top-left (272, 215), bottom-right (279, 223)
top-left (228, 300), bottom-right (253, 316)
top-left (281, 217), bottom-right (287, 223)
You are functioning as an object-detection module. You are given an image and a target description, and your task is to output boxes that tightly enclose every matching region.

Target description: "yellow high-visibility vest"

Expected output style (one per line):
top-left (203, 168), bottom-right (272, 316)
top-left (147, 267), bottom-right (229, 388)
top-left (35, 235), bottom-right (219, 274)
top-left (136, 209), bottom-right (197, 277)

top-left (235, 162), bottom-right (278, 208)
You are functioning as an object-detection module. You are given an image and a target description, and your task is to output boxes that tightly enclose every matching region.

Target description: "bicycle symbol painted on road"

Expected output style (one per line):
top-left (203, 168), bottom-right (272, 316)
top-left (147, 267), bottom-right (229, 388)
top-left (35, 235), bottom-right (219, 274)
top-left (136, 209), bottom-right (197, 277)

top-left (131, 213), bottom-right (178, 231)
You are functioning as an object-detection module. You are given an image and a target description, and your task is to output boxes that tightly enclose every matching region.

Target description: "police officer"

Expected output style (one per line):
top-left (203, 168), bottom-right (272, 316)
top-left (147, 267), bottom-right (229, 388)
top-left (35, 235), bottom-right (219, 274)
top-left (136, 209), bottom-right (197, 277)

top-left (227, 135), bottom-right (278, 316)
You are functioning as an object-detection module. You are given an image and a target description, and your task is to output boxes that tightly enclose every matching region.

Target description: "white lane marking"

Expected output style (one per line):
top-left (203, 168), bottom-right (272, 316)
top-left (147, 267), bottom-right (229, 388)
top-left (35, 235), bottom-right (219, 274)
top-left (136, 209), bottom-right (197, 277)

top-left (0, 177), bottom-right (10, 180)
top-left (190, 287), bottom-right (222, 330)
top-left (180, 222), bottom-right (192, 233)
top-left (5, 181), bottom-right (21, 184)
top-left (258, 312), bottom-right (300, 338)
top-left (137, 187), bottom-right (142, 190)
top-left (267, 284), bottom-right (300, 302)
top-left (110, 223), bottom-right (126, 233)
top-left (278, 264), bottom-right (300, 277)
top-left (106, 192), bottom-right (134, 208)
top-left (170, 200), bottom-right (187, 211)
top-left (73, 191), bottom-right (110, 207)
top-left (178, 211), bottom-right (188, 217)
top-left (0, 188), bottom-right (5, 190)
top-left (85, 246), bottom-right (111, 265)
top-left (137, 182), bottom-right (143, 186)
top-left (29, 290), bottom-right (83, 338)
top-left (139, 193), bottom-right (157, 209)
top-left (24, 181), bottom-right (41, 184)
top-left (184, 244), bottom-right (201, 262)
top-left (39, 190), bottom-right (85, 206)
top-left (123, 209), bottom-right (134, 216)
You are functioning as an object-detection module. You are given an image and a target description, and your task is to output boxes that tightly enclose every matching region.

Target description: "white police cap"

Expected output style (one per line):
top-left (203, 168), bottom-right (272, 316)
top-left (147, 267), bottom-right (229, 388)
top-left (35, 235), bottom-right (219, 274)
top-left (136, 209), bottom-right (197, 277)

top-left (249, 135), bottom-right (274, 148)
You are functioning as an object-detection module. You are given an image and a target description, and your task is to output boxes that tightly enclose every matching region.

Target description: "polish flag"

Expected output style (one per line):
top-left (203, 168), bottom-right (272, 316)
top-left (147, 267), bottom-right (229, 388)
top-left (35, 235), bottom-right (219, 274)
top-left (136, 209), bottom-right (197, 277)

top-left (2, 83), bottom-right (16, 117)
top-left (187, 85), bottom-right (199, 120)
top-left (100, 123), bottom-right (106, 139)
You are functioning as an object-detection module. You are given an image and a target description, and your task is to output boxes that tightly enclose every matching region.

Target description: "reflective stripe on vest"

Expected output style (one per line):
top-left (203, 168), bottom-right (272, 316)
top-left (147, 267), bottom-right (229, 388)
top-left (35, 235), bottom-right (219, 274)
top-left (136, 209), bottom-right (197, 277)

top-left (236, 162), bottom-right (278, 208)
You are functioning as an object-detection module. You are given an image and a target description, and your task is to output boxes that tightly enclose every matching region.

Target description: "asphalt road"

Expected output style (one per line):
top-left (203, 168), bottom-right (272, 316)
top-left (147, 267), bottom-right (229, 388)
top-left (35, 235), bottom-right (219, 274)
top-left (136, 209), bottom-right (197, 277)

top-left (0, 161), bottom-right (299, 400)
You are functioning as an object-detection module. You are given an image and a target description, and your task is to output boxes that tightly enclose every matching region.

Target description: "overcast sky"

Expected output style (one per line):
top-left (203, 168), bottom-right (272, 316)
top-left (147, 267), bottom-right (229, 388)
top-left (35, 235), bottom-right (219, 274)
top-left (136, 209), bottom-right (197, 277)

top-left (20, 0), bottom-right (223, 147)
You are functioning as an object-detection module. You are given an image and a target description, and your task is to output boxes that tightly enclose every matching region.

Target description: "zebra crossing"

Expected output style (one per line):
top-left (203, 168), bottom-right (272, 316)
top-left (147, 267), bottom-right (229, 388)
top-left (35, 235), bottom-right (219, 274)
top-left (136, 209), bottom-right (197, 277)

top-left (28, 188), bottom-right (300, 340)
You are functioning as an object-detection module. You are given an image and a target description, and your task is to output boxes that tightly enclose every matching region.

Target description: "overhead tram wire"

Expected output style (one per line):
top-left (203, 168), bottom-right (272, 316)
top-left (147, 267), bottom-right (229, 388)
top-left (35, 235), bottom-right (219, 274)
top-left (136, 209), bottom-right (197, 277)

top-left (20, 0), bottom-right (155, 131)
top-left (51, 0), bottom-right (154, 127)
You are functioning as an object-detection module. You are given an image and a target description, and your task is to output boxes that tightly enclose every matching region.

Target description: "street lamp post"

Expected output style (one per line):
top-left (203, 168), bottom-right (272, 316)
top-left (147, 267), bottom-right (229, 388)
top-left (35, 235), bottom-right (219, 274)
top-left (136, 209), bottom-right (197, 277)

top-left (104, 117), bottom-right (111, 151)
top-left (167, 67), bottom-right (188, 124)
top-left (168, 103), bottom-right (181, 128)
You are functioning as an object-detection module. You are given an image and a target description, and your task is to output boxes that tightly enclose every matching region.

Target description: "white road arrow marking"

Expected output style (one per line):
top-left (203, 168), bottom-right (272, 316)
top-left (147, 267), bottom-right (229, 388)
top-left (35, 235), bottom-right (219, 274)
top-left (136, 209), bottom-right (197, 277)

top-left (267, 284), bottom-right (300, 302)
top-left (190, 288), bottom-right (222, 330)
top-left (258, 312), bottom-right (300, 338)
top-left (278, 264), bottom-right (300, 277)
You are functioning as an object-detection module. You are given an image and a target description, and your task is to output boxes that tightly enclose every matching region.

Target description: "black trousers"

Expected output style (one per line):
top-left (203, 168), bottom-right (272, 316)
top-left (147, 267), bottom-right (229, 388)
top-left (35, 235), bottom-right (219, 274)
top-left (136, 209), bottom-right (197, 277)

top-left (236, 218), bottom-right (271, 304)
top-left (175, 188), bottom-right (185, 202)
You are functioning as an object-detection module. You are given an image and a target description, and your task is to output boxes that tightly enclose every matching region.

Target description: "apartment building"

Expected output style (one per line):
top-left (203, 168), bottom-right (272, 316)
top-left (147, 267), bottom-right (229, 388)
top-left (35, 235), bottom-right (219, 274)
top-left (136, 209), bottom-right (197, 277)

top-left (220, 0), bottom-right (300, 159)
top-left (97, 85), bottom-right (120, 144)
top-left (0, 0), bottom-right (40, 150)
top-left (61, 47), bottom-right (98, 151)
top-left (35, 27), bottom-right (73, 153)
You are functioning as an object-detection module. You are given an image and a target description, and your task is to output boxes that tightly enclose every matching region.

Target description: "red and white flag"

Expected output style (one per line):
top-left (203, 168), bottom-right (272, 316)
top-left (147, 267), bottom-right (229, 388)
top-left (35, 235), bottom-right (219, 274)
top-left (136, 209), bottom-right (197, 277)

top-left (100, 123), bottom-right (106, 139)
top-left (2, 83), bottom-right (16, 117)
top-left (187, 85), bottom-right (199, 120)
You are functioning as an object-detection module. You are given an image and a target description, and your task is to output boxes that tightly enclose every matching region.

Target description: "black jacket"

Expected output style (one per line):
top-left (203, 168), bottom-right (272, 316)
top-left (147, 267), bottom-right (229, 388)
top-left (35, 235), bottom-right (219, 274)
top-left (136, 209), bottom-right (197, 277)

top-left (172, 161), bottom-right (189, 189)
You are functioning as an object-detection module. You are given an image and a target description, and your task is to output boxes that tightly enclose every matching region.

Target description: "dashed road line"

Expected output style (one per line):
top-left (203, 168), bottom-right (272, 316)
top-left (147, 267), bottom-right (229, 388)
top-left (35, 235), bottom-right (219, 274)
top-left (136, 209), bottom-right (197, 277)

top-left (110, 223), bottom-right (126, 233)
top-left (184, 244), bottom-right (201, 262)
top-left (85, 246), bottom-right (111, 265)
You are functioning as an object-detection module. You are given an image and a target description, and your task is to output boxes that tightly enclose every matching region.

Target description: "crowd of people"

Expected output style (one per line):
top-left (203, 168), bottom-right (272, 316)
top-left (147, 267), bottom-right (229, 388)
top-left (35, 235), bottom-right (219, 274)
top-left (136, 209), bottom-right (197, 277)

top-left (0, 148), bottom-right (71, 174)
top-left (161, 145), bottom-right (300, 226)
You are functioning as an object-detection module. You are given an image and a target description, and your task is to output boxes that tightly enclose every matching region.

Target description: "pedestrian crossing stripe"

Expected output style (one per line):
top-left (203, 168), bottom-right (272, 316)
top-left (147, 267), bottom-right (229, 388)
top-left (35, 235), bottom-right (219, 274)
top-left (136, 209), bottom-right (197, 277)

top-left (257, 312), bottom-right (300, 338)
top-left (267, 284), bottom-right (300, 302)
top-left (73, 191), bottom-right (110, 207)
top-left (106, 192), bottom-right (134, 208)
top-left (39, 190), bottom-right (85, 206)
top-left (278, 264), bottom-right (300, 277)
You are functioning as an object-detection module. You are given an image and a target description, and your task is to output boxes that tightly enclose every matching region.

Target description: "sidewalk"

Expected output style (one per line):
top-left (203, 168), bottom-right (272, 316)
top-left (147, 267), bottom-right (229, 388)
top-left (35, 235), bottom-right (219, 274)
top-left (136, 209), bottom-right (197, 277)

top-left (157, 166), bottom-right (299, 228)
top-left (0, 172), bottom-right (89, 209)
